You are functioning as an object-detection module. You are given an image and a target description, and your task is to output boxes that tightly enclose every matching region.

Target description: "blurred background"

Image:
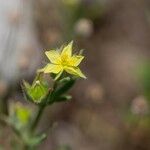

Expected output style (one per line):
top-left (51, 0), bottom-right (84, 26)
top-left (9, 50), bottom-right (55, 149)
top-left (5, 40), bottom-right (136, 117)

top-left (0, 0), bottom-right (150, 149)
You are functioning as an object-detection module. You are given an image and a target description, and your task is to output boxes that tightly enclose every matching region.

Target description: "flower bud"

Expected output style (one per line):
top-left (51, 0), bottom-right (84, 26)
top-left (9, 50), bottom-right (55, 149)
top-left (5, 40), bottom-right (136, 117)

top-left (22, 74), bottom-right (51, 105)
top-left (9, 102), bottom-right (32, 129)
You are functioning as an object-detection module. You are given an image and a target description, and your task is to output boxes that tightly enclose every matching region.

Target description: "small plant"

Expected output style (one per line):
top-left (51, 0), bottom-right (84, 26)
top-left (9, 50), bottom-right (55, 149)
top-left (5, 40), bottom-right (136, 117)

top-left (0, 41), bottom-right (86, 149)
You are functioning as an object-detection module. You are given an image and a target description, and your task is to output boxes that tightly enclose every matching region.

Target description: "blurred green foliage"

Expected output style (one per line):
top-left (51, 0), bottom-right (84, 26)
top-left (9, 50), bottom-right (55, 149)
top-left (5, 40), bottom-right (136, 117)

top-left (137, 62), bottom-right (150, 100)
top-left (60, 0), bottom-right (104, 39)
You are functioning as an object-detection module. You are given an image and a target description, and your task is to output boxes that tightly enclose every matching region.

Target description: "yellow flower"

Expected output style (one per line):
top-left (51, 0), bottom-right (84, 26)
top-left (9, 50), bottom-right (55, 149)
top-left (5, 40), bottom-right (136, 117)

top-left (39, 41), bottom-right (86, 79)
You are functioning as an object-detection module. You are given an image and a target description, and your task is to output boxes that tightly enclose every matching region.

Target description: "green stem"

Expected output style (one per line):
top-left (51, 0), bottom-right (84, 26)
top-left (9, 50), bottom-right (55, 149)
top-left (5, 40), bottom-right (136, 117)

top-left (30, 105), bottom-right (45, 131)
top-left (0, 98), bottom-right (8, 115)
top-left (30, 80), bottom-right (58, 132)
top-left (23, 144), bottom-right (32, 150)
top-left (0, 85), bottom-right (13, 116)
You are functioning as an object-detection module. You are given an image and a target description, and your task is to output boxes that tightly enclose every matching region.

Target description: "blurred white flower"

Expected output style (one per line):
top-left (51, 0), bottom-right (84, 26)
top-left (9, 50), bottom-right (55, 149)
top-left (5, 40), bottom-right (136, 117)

top-left (86, 82), bottom-right (104, 103)
top-left (131, 96), bottom-right (149, 115)
top-left (74, 18), bottom-right (94, 38)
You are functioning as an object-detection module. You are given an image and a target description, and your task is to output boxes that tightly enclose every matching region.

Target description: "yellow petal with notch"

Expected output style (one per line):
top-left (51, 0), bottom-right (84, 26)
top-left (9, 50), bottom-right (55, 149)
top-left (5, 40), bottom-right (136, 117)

top-left (69, 55), bottom-right (84, 67)
top-left (40, 64), bottom-right (63, 74)
top-left (61, 41), bottom-right (73, 57)
top-left (45, 50), bottom-right (61, 64)
top-left (64, 66), bottom-right (86, 79)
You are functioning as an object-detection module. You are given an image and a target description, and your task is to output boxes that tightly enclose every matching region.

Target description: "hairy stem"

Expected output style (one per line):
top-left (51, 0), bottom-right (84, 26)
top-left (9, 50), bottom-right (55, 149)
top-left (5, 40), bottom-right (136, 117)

top-left (30, 80), bottom-right (58, 132)
top-left (30, 105), bottom-right (45, 131)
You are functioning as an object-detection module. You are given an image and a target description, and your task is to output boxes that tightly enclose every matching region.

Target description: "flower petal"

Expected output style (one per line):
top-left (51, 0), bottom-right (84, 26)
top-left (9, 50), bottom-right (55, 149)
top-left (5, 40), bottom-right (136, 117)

top-left (69, 55), bottom-right (84, 66)
top-left (45, 50), bottom-right (61, 64)
top-left (39, 64), bottom-right (63, 74)
top-left (61, 41), bottom-right (73, 57)
top-left (64, 66), bottom-right (86, 79)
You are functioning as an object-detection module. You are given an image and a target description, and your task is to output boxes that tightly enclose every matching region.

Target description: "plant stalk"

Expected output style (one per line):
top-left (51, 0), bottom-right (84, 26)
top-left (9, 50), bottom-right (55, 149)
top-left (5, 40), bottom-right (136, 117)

top-left (30, 105), bottom-right (45, 131)
top-left (30, 80), bottom-right (58, 132)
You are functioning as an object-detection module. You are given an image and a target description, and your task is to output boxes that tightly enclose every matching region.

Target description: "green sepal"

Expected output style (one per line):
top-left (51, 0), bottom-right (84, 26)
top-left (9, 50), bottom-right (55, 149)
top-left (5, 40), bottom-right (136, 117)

top-left (48, 77), bottom-right (75, 104)
top-left (22, 80), bottom-right (35, 103)
top-left (58, 77), bottom-right (71, 83)
top-left (54, 77), bottom-right (75, 97)
top-left (55, 94), bottom-right (72, 103)
top-left (22, 74), bottom-right (51, 105)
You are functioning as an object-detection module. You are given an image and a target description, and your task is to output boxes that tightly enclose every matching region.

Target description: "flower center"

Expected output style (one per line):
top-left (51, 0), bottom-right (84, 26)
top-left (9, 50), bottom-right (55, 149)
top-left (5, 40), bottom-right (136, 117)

top-left (61, 54), bottom-right (70, 66)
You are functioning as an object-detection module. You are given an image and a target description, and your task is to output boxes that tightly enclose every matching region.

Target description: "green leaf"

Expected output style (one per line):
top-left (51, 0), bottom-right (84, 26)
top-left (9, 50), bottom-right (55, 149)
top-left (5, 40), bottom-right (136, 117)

top-left (25, 133), bottom-right (47, 147)
top-left (137, 63), bottom-right (150, 100)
